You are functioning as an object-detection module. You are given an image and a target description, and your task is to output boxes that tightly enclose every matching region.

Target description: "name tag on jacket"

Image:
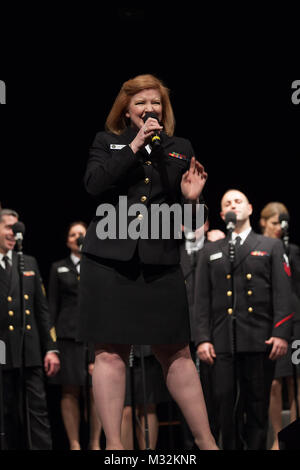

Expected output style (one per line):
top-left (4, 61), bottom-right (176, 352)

top-left (210, 252), bottom-right (223, 261)
top-left (57, 267), bottom-right (70, 273)
top-left (110, 144), bottom-right (126, 150)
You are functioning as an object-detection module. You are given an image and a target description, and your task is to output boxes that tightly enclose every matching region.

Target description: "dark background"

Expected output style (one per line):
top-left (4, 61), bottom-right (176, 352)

top-left (1, 5), bottom-right (299, 285)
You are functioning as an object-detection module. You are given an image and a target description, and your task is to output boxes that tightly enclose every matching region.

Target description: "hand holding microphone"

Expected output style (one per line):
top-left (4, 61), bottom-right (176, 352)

top-left (129, 112), bottom-right (163, 154)
top-left (142, 112), bottom-right (163, 147)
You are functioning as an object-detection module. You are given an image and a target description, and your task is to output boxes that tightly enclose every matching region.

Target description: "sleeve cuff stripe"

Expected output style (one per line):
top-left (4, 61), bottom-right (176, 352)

top-left (274, 313), bottom-right (294, 328)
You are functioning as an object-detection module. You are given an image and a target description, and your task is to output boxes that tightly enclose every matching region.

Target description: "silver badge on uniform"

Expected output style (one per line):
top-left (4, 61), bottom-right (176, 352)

top-left (57, 267), bottom-right (70, 273)
top-left (110, 144), bottom-right (126, 150)
top-left (210, 252), bottom-right (223, 261)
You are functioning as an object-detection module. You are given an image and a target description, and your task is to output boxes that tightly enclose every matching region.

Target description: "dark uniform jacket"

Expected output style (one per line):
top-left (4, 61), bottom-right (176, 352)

top-left (194, 230), bottom-right (293, 353)
top-left (83, 127), bottom-right (206, 265)
top-left (0, 252), bottom-right (57, 369)
top-left (180, 242), bottom-right (202, 342)
top-left (285, 243), bottom-right (300, 338)
top-left (48, 257), bottom-right (80, 339)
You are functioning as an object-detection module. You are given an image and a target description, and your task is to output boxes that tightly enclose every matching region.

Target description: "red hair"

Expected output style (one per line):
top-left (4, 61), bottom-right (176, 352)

top-left (105, 74), bottom-right (175, 136)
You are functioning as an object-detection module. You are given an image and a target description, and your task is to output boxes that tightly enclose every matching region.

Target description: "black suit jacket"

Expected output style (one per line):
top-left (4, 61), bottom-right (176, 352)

top-left (48, 257), bottom-right (80, 339)
top-left (82, 127), bottom-right (206, 265)
top-left (193, 230), bottom-right (293, 353)
top-left (0, 252), bottom-right (57, 369)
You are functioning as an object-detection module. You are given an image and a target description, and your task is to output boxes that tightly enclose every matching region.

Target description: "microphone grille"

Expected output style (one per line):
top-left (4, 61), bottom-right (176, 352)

top-left (142, 111), bottom-right (158, 123)
top-left (279, 212), bottom-right (289, 223)
top-left (76, 236), bottom-right (85, 247)
top-left (225, 211), bottom-right (237, 224)
top-left (12, 221), bottom-right (26, 235)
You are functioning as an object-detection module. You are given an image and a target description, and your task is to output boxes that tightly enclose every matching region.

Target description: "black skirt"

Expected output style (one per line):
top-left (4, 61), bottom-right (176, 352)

top-left (77, 252), bottom-right (190, 344)
top-left (274, 321), bottom-right (300, 379)
top-left (49, 339), bottom-right (88, 386)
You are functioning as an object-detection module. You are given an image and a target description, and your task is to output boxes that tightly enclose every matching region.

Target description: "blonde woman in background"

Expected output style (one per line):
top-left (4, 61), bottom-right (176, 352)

top-left (260, 202), bottom-right (300, 450)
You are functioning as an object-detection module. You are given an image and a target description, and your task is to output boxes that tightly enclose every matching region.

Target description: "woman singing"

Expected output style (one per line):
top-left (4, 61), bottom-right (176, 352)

top-left (77, 74), bottom-right (218, 450)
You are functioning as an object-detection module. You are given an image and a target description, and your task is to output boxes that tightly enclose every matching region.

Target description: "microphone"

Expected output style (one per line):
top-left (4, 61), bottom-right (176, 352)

top-left (279, 213), bottom-right (290, 253)
top-left (12, 221), bottom-right (26, 241)
top-left (142, 111), bottom-right (161, 147)
top-left (76, 235), bottom-right (85, 251)
top-left (12, 221), bottom-right (26, 253)
top-left (279, 213), bottom-right (289, 231)
top-left (225, 211), bottom-right (237, 232)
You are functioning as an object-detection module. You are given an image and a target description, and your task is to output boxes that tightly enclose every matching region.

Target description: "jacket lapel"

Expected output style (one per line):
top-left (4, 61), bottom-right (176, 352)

top-left (66, 257), bottom-right (79, 277)
top-left (0, 264), bottom-right (10, 299)
top-left (233, 230), bottom-right (260, 269)
top-left (220, 230), bottom-right (260, 270)
top-left (10, 251), bottom-right (20, 295)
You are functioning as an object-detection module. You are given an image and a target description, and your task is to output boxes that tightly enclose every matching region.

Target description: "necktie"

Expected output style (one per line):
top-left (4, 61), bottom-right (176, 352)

top-left (235, 236), bottom-right (241, 251)
top-left (3, 255), bottom-right (12, 278)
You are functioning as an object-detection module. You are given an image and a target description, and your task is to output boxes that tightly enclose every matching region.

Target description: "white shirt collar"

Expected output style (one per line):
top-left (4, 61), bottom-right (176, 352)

top-left (0, 250), bottom-right (13, 262)
top-left (70, 253), bottom-right (80, 266)
top-left (232, 227), bottom-right (252, 245)
top-left (70, 253), bottom-right (81, 274)
top-left (0, 250), bottom-right (13, 269)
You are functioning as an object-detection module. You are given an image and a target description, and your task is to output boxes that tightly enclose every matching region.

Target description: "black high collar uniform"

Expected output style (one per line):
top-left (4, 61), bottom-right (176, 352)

top-left (194, 230), bottom-right (293, 353)
top-left (82, 127), bottom-right (206, 265)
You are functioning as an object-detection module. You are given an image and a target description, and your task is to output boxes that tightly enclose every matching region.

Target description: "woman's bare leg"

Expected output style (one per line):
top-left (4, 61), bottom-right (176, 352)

top-left (89, 388), bottom-right (102, 450)
top-left (61, 385), bottom-right (81, 450)
top-left (152, 343), bottom-right (218, 450)
top-left (287, 376), bottom-right (300, 422)
top-left (121, 406), bottom-right (134, 450)
top-left (92, 344), bottom-right (131, 450)
top-left (268, 379), bottom-right (282, 450)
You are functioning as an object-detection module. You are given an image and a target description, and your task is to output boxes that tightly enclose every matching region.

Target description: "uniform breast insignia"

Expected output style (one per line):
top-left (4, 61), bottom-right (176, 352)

top-left (250, 251), bottom-right (268, 256)
top-left (23, 271), bottom-right (35, 276)
top-left (210, 252), bottom-right (223, 261)
top-left (57, 267), bottom-right (70, 273)
top-left (168, 152), bottom-right (188, 161)
top-left (110, 144), bottom-right (126, 150)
